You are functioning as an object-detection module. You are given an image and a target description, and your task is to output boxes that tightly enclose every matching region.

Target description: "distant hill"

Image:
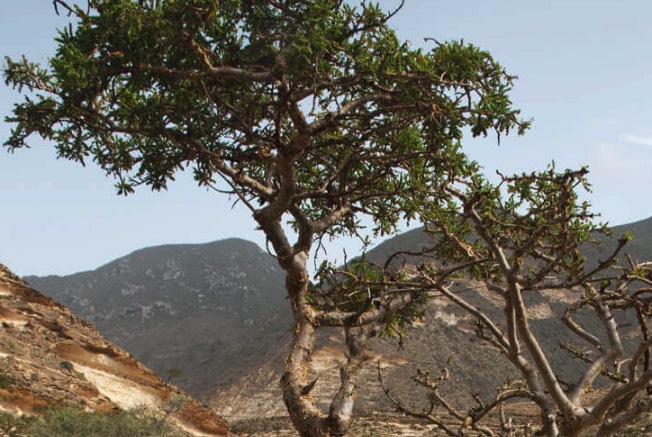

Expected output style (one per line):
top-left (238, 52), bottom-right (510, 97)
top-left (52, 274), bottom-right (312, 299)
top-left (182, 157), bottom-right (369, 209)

top-left (366, 216), bottom-right (652, 268)
top-left (611, 215), bottom-right (652, 255)
top-left (0, 264), bottom-right (227, 436)
top-left (26, 238), bottom-right (291, 400)
top-left (581, 215), bottom-right (652, 269)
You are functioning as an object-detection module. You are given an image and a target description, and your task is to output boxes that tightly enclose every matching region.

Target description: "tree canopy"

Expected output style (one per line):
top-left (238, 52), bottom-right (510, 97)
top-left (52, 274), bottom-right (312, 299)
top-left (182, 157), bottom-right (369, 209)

top-left (5, 0), bottom-right (526, 223)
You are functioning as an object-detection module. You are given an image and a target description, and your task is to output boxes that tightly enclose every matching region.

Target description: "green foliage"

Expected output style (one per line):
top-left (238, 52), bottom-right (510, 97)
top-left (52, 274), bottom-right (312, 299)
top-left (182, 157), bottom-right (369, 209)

top-left (57, 361), bottom-right (87, 380)
top-left (4, 0), bottom-right (528, 240)
top-left (0, 406), bottom-right (182, 437)
top-left (0, 373), bottom-right (17, 391)
top-left (59, 360), bottom-right (74, 372)
top-left (311, 256), bottom-right (426, 335)
top-left (313, 257), bottom-right (387, 313)
top-left (415, 164), bottom-right (608, 286)
top-left (162, 393), bottom-right (187, 415)
top-left (24, 406), bottom-right (180, 437)
top-left (0, 411), bottom-right (33, 435)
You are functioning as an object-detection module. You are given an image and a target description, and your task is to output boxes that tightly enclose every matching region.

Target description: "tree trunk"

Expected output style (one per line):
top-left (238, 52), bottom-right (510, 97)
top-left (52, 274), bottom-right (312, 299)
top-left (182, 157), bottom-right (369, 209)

top-left (276, 250), bottom-right (333, 436)
top-left (540, 411), bottom-right (560, 437)
top-left (255, 210), bottom-right (364, 436)
top-left (281, 317), bottom-right (330, 436)
top-left (278, 252), bottom-right (367, 436)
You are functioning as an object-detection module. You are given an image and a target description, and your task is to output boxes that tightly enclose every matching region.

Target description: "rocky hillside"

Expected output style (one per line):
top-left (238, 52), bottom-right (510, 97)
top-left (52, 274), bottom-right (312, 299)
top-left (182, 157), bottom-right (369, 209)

top-left (208, 280), bottom-right (605, 423)
top-left (0, 264), bottom-right (228, 436)
top-left (27, 239), bottom-right (291, 400)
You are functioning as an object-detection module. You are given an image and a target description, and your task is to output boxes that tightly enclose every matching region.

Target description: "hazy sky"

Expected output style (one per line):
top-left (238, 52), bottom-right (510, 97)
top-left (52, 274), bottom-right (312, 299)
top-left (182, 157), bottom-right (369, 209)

top-left (2, 0), bottom-right (652, 277)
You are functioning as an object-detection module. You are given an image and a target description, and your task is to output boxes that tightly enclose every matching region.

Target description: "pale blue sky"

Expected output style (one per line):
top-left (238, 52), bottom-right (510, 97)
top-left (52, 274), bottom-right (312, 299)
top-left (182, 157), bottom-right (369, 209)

top-left (2, 1), bottom-right (652, 276)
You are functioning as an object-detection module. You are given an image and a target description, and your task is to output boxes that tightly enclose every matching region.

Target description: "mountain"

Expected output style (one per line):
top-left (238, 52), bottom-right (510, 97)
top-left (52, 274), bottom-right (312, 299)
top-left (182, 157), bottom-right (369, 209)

top-left (365, 216), bottom-right (652, 267)
top-left (0, 264), bottom-right (228, 436)
top-left (26, 238), bottom-right (291, 400)
top-left (609, 215), bottom-right (652, 256)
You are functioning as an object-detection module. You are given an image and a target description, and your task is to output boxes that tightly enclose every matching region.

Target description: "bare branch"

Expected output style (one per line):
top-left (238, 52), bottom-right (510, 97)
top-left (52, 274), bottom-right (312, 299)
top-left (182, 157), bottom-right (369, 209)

top-left (312, 288), bottom-right (421, 327)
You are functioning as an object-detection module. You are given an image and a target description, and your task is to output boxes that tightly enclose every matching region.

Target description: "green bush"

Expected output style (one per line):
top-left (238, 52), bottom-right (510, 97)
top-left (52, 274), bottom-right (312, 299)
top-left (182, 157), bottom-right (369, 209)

top-left (0, 373), bottom-right (16, 391)
top-left (0, 411), bottom-right (35, 435)
top-left (23, 406), bottom-right (183, 437)
top-left (59, 361), bottom-right (74, 372)
top-left (0, 410), bottom-right (24, 431)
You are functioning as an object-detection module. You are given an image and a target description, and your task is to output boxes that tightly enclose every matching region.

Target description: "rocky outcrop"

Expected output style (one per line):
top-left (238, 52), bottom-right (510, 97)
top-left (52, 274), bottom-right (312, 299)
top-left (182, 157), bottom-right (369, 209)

top-left (0, 264), bottom-right (228, 436)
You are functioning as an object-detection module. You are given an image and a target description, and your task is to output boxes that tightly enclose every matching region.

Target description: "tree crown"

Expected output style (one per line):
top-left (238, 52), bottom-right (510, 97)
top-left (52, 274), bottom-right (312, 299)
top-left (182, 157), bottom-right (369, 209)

top-left (4, 0), bottom-right (529, 242)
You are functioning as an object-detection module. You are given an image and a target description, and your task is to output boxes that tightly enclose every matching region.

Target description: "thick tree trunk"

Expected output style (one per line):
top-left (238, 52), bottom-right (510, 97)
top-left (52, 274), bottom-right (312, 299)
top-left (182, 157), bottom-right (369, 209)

top-left (281, 317), bottom-right (329, 436)
top-left (276, 250), bottom-right (333, 436)
top-left (278, 253), bottom-right (367, 436)
top-left (253, 209), bottom-right (332, 436)
top-left (255, 209), bottom-right (365, 436)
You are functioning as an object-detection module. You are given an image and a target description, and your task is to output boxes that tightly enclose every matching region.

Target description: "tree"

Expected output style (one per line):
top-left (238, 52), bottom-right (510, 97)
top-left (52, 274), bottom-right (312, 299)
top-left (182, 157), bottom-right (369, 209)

top-left (3, 1), bottom-right (528, 435)
top-left (378, 165), bottom-right (652, 437)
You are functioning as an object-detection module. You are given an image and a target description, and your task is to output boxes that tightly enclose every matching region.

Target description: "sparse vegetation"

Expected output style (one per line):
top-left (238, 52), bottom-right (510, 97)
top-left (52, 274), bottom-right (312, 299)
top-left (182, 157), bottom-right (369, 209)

top-left (0, 410), bottom-right (30, 435)
top-left (0, 373), bottom-right (17, 391)
top-left (615, 414), bottom-right (652, 436)
top-left (0, 406), bottom-right (184, 437)
top-left (1, 340), bottom-right (17, 352)
top-left (162, 393), bottom-right (187, 415)
top-left (58, 360), bottom-right (73, 372)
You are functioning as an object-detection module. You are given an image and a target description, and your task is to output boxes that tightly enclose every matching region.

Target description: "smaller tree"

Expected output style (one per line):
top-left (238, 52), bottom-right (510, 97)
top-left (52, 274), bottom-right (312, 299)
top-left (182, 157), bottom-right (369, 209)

top-left (379, 166), bottom-right (652, 437)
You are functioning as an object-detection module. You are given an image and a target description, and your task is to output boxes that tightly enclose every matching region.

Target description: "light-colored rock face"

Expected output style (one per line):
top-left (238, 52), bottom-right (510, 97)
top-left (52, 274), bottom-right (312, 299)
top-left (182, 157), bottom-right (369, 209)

top-left (70, 363), bottom-right (163, 410)
top-left (0, 264), bottom-right (228, 436)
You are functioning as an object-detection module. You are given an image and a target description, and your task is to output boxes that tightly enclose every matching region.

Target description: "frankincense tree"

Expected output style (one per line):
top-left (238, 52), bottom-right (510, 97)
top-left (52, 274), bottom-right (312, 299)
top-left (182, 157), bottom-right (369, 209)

top-left (4, 1), bottom-right (528, 435)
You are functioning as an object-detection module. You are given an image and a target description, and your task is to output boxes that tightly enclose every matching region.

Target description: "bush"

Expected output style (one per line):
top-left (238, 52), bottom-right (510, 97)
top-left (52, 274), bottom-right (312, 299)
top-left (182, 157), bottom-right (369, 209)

top-left (0, 411), bottom-right (28, 434)
top-left (0, 373), bottom-right (16, 391)
top-left (24, 406), bottom-right (183, 437)
top-left (59, 361), bottom-right (74, 372)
